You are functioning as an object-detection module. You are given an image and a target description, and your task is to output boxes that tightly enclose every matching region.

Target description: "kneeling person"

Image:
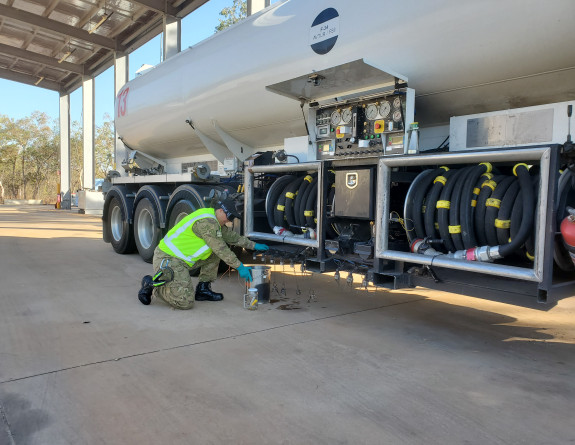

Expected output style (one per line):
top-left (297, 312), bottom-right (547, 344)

top-left (138, 198), bottom-right (268, 309)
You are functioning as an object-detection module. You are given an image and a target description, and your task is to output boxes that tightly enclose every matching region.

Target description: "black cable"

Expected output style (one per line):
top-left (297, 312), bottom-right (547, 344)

top-left (300, 99), bottom-right (310, 137)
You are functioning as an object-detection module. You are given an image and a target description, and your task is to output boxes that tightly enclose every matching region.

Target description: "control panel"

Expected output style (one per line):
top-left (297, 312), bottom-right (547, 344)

top-left (313, 89), bottom-right (415, 160)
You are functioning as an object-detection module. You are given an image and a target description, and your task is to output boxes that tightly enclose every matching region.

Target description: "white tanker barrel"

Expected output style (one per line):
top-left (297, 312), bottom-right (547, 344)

top-left (115, 0), bottom-right (575, 161)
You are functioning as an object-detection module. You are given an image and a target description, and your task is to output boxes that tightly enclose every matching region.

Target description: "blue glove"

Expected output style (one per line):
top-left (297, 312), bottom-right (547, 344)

top-left (254, 243), bottom-right (269, 251)
top-left (237, 264), bottom-right (253, 281)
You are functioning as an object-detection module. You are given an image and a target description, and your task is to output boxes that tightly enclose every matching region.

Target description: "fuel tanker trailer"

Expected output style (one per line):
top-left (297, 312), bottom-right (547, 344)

top-left (104, 0), bottom-right (575, 302)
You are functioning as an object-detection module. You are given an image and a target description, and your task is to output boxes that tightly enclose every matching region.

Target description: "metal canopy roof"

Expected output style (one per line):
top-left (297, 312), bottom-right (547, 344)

top-left (0, 0), bottom-right (209, 94)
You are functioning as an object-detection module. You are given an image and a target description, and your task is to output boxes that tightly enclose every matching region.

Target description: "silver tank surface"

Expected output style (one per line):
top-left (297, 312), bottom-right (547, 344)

top-left (115, 0), bottom-right (575, 160)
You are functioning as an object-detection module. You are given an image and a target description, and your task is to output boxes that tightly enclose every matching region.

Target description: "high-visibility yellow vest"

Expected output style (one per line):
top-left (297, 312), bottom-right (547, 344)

top-left (158, 208), bottom-right (218, 266)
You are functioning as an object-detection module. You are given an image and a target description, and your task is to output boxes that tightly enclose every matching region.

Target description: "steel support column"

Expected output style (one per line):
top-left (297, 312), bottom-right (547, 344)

top-left (163, 16), bottom-right (181, 60)
top-left (82, 76), bottom-right (95, 190)
top-left (114, 52), bottom-right (129, 174)
top-left (247, 0), bottom-right (270, 16)
top-left (59, 93), bottom-right (71, 210)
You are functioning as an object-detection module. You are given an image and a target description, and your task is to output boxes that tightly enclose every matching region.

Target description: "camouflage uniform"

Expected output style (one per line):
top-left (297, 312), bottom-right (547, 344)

top-left (152, 218), bottom-right (255, 310)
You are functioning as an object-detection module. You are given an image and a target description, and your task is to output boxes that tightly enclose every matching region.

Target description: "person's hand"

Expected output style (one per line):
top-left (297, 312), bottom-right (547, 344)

top-left (237, 264), bottom-right (253, 281)
top-left (254, 243), bottom-right (269, 251)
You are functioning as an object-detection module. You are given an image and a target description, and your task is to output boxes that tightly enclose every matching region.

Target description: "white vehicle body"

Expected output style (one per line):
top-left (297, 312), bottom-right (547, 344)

top-left (115, 0), bottom-right (575, 164)
top-left (105, 0), bottom-right (575, 303)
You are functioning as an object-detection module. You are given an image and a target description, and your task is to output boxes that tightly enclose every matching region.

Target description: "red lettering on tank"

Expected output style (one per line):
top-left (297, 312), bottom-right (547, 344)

top-left (117, 87), bottom-right (130, 118)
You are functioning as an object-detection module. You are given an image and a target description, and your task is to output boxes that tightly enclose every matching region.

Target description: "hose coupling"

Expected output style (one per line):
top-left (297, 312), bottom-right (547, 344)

top-left (410, 238), bottom-right (441, 256)
top-left (447, 245), bottom-right (502, 262)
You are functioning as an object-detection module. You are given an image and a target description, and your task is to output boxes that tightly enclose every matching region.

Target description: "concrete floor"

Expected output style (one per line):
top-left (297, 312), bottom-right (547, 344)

top-left (0, 205), bottom-right (574, 445)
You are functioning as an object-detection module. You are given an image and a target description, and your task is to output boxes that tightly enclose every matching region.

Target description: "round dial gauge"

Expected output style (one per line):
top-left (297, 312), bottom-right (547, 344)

top-left (393, 97), bottom-right (402, 109)
top-left (330, 110), bottom-right (342, 126)
top-left (341, 108), bottom-right (353, 124)
top-left (379, 101), bottom-right (391, 118)
top-left (365, 104), bottom-right (379, 120)
top-left (393, 110), bottom-right (402, 122)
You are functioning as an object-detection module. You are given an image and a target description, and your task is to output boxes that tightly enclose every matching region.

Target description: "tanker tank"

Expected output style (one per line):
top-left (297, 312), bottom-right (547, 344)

top-left (115, 0), bottom-right (575, 163)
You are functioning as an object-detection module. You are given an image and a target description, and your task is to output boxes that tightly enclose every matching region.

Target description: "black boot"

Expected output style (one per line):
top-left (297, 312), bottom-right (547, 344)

top-left (195, 281), bottom-right (224, 301)
top-left (138, 275), bottom-right (154, 305)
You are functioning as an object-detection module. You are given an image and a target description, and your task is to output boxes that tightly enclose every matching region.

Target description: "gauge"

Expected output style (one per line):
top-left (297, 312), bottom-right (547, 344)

top-left (365, 104), bottom-right (379, 120)
top-left (341, 108), bottom-right (353, 124)
top-left (379, 101), bottom-right (391, 118)
top-left (393, 110), bottom-right (402, 122)
top-left (330, 110), bottom-right (342, 126)
top-left (393, 97), bottom-right (402, 109)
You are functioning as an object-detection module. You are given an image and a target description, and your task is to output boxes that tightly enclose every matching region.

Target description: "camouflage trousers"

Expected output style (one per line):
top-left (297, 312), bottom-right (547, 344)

top-left (152, 246), bottom-right (221, 310)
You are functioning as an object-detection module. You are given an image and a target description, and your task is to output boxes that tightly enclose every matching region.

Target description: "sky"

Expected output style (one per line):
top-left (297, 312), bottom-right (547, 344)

top-left (0, 0), bottom-right (247, 126)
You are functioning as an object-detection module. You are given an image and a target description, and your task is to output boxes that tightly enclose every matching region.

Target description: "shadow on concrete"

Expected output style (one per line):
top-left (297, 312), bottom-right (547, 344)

top-left (0, 391), bottom-right (52, 445)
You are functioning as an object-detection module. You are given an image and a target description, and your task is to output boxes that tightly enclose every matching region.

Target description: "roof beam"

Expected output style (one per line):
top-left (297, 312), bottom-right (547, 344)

top-left (0, 42), bottom-right (84, 75)
top-left (43, 0), bottom-right (62, 18)
top-left (130, 0), bottom-right (178, 17)
top-left (176, 0), bottom-right (210, 18)
top-left (0, 67), bottom-right (62, 92)
top-left (0, 4), bottom-right (121, 51)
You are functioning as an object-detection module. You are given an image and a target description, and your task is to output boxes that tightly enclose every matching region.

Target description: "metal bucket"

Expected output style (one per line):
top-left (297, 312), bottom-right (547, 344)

top-left (251, 266), bottom-right (271, 303)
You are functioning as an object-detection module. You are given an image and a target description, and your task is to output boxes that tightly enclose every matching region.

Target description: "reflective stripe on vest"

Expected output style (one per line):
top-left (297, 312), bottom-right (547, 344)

top-left (159, 208), bottom-right (218, 266)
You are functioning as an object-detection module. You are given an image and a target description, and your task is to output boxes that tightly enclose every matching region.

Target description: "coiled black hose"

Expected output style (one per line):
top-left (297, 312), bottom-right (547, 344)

top-left (424, 169), bottom-right (456, 239)
top-left (495, 180), bottom-right (520, 246)
top-left (484, 176), bottom-right (515, 247)
top-left (437, 168), bottom-right (466, 253)
top-left (285, 177), bottom-right (305, 228)
top-left (498, 164), bottom-right (534, 257)
top-left (412, 167), bottom-right (448, 239)
top-left (474, 175), bottom-right (505, 246)
top-left (294, 174), bottom-right (316, 227)
top-left (266, 175), bottom-right (295, 230)
top-left (274, 177), bottom-right (303, 228)
top-left (304, 185), bottom-right (318, 228)
top-left (405, 169), bottom-right (436, 244)
top-left (406, 162), bottom-right (536, 260)
top-left (460, 163), bottom-right (492, 249)
top-left (449, 166), bottom-right (474, 251)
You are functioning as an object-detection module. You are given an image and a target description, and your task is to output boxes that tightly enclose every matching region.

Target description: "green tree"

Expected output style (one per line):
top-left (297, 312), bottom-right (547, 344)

top-left (0, 112), bottom-right (57, 200)
top-left (0, 111), bottom-right (116, 203)
top-left (215, 0), bottom-right (246, 32)
top-left (95, 114), bottom-right (114, 181)
top-left (69, 120), bottom-right (84, 192)
top-left (0, 115), bottom-right (20, 199)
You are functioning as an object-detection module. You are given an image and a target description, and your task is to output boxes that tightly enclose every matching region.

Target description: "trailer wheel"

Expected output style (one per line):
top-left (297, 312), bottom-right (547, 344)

top-left (107, 196), bottom-right (136, 254)
top-left (168, 199), bottom-right (196, 228)
top-left (134, 197), bottom-right (163, 263)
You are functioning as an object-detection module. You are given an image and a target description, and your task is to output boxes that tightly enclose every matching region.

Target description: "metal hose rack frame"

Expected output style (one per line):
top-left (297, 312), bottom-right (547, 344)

top-left (375, 146), bottom-right (556, 284)
top-left (244, 161), bottom-right (325, 249)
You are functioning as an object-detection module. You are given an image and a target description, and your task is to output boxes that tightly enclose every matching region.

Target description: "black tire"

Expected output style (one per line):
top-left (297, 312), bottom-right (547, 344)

top-left (106, 196), bottom-right (136, 254)
top-left (168, 199), bottom-right (197, 229)
top-left (134, 197), bottom-right (163, 263)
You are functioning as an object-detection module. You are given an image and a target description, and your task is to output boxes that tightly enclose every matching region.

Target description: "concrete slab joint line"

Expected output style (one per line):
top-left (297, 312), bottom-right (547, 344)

top-left (0, 298), bottom-right (425, 386)
top-left (0, 402), bottom-right (16, 445)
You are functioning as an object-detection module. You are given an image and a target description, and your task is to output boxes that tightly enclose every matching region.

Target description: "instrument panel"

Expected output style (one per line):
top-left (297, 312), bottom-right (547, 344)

top-left (314, 92), bottom-right (413, 160)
